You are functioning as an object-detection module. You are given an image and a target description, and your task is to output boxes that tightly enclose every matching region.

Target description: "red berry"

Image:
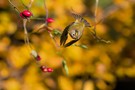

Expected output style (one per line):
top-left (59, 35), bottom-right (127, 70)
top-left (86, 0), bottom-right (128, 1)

top-left (40, 66), bottom-right (46, 69)
top-left (36, 55), bottom-right (41, 61)
top-left (46, 18), bottom-right (54, 23)
top-left (40, 66), bottom-right (53, 73)
top-left (20, 10), bottom-right (32, 18)
top-left (47, 68), bottom-right (53, 72)
top-left (43, 68), bottom-right (48, 72)
top-left (40, 66), bottom-right (47, 72)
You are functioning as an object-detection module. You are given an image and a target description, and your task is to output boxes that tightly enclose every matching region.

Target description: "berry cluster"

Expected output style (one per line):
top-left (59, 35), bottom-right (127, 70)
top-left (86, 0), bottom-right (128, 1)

top-left (8, 0), bottom-right (54, 73)
top-left (40, 66), bottom-right (53, 72)
top-left (31, 50), bottom-right (53, 73)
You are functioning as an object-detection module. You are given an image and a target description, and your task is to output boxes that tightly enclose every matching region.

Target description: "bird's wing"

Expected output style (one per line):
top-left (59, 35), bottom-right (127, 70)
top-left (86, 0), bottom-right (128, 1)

top-left (71, 12), bottom-right (91, 27)
top-left (60, 22), bottom-right (74, 46)
top-left (64, 39), bottom-right (79, 47)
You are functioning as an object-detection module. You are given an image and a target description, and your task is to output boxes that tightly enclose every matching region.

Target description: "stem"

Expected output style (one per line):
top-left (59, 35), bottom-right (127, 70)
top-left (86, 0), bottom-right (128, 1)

top-left (30, 23), bottom-right (46, 35)
top-left (20, 0), bottom-right (34, 9)
top-left (28, 0), bottom-right (34, 9)
top-left (30, 17), bottom-right (45, 20)
top-left (48, 31), bottom-right (60, 48)
top-left (44, 0), bottom-right (49, 25)
top-left (8, 0), bottom-right (20, 13)
top-left (88, 27), bottom-right (111, 44)
top-left (23, 19), bottom-right (33, 49)
top-left (95, 0), bottom-right (99, 23)
top-left (93, 0), bottom-right (99, 36)
top-left (87, 0), bottom-right (111, 44)
top-left (20, 0), bottom-right (27, 9)
top-left (43, 0), bottom-right (60, 48)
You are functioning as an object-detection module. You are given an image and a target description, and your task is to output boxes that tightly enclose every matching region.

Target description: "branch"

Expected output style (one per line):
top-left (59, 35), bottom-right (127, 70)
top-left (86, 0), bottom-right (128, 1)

top-left (23, 19), bottom-right (33, 49)
top-left (44, 0), bottom-right (49, 25)
top-left (8, 0), bottom-right (20, 13)
top-left (88, 0), bottom-right (111, 44)
top-left (20, 0), bottom-right (34, 9)
top-left (95, 0), bottom-right (99, 23)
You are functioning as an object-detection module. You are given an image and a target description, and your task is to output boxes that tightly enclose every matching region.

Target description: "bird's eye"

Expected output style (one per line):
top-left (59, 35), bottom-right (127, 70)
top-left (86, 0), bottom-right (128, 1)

top-left (69, 30), bottom-right (79, 39)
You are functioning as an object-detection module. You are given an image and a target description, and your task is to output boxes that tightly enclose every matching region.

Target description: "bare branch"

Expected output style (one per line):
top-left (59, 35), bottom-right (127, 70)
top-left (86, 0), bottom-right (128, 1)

top-left (88, 0), bottom-right (134, 44)
top-left (43, 0), bottom-right (59, 48)
top-left (30, 17), bottom-right (45, 20)
top-left (8, 0), bottom-right (20, 13)
top-left (23, 19), bottom-right (33, 49)
top-left (20, 0), bottom-right (28, 9)
top-left (20, 0), bottom-right (34, 9)
top-left (48, 31), bottom-right (60, 48)
top-left (89, 0), bottom-right (98, 41)
top-left (95, 0), bottom-right (134, 25)
top-left (95, 0), bottom-right (99, 23)
top-left (88, 27), bottom-right (111, 44)
top-left (28, 0), bottom-right (34, 9)
top-left (44, 0), bottom-right (49, 25)
top-left (87, 0), bottom-right (111, 44)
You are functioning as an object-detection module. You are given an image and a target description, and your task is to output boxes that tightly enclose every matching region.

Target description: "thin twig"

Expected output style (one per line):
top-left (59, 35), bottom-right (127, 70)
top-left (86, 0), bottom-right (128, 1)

top-left (30, 17), bottom-right (45, 20)
top-left (23, 19), bottom-right (33, 49)
top-left (43, 0), bottom-right (60, 48)
top-left (94, 0), bottom-right (133, 26)
top-left (44, 0), bottom-right (49, 25)
top-left (30, 23), bottom-right (46, 35)
top-left (93, 0), bottom-right (99, 36)
top-left (88, 0), bottom-right (111, 44)
top-left (95, 0), bottom-right (98, 23)
top-left (30, 23), bottom-right (60, 48)
top-left (20, 0), bottom-right (34, 9)
top-left (28, 0), bottom-right (34, 9)
top-left (89, 27), bottom-right (111, 44)
top-left (20, 0), bottom-right (28, 9)
top-left (90, 0), bottom-right (134, 44)
top-left (48, 31), bottom-right (60, 48)
top-left (8, 0), bottom-right (20, 13)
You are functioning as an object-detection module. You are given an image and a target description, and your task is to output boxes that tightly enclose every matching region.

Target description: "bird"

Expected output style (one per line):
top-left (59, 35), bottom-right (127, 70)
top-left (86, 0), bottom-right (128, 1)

top-left (60, 12), bottom-right (91, 47)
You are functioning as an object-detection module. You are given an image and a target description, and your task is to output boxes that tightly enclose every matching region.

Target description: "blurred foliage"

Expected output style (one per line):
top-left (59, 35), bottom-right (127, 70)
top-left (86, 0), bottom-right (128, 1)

top-left (0, 0), bottom-right (135, 90)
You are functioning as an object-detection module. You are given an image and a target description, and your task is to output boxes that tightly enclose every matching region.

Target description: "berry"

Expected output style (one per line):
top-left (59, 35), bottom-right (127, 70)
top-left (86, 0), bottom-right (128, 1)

top-left (43, 68), bottom-right (48, 72)
top-left (31, 50), bottom-right (41, 61)
top-left (40, 66), bottom-right (53, 73)
top-left (47, 68), bottom-right (53, 72)
top-left (40, 66), bottom-right (47, 72)
top-left (40, 66), bottom-right (46, 69)
top-left (20, 10), bottom-right (32, 18)
top-left (46, 18), bottom-right (54, 23)
top-left (36, 55), bottom-right (41, 61)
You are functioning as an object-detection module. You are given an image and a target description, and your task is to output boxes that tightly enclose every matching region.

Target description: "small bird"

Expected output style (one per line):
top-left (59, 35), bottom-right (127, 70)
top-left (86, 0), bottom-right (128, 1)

top-left (60, 12), bottom-right (91, 47)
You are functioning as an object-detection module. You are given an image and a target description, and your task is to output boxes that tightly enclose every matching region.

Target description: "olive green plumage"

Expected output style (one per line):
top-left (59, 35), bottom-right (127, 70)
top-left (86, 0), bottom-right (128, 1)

top-left (60, 12), bottom-right (91, 47)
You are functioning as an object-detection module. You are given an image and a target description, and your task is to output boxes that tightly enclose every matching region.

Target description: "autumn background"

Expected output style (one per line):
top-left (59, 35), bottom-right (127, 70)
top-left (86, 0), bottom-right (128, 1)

top-left (0, 0), bottom-right (135, 90)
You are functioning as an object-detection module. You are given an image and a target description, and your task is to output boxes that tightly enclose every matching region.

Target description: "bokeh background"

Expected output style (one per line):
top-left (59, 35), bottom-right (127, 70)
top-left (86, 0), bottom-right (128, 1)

top-left (0, 0), bottom-right (135, 90)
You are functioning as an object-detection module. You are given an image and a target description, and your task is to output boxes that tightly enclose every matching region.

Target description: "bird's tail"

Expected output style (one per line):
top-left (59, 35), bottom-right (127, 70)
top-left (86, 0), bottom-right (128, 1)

top-left (71, 12), bottom-right (91, 27)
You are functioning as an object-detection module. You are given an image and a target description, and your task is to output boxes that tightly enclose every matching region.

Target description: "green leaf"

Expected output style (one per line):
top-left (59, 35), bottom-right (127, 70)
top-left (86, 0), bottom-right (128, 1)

top-left (73, 44), bottom-right (88, 49)
top-left (62, 60), bottom-right (69, 76)
top-left (52, 29), bottom-right (62, 36)
top-left (80, 44), bottom-right (88, 49)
